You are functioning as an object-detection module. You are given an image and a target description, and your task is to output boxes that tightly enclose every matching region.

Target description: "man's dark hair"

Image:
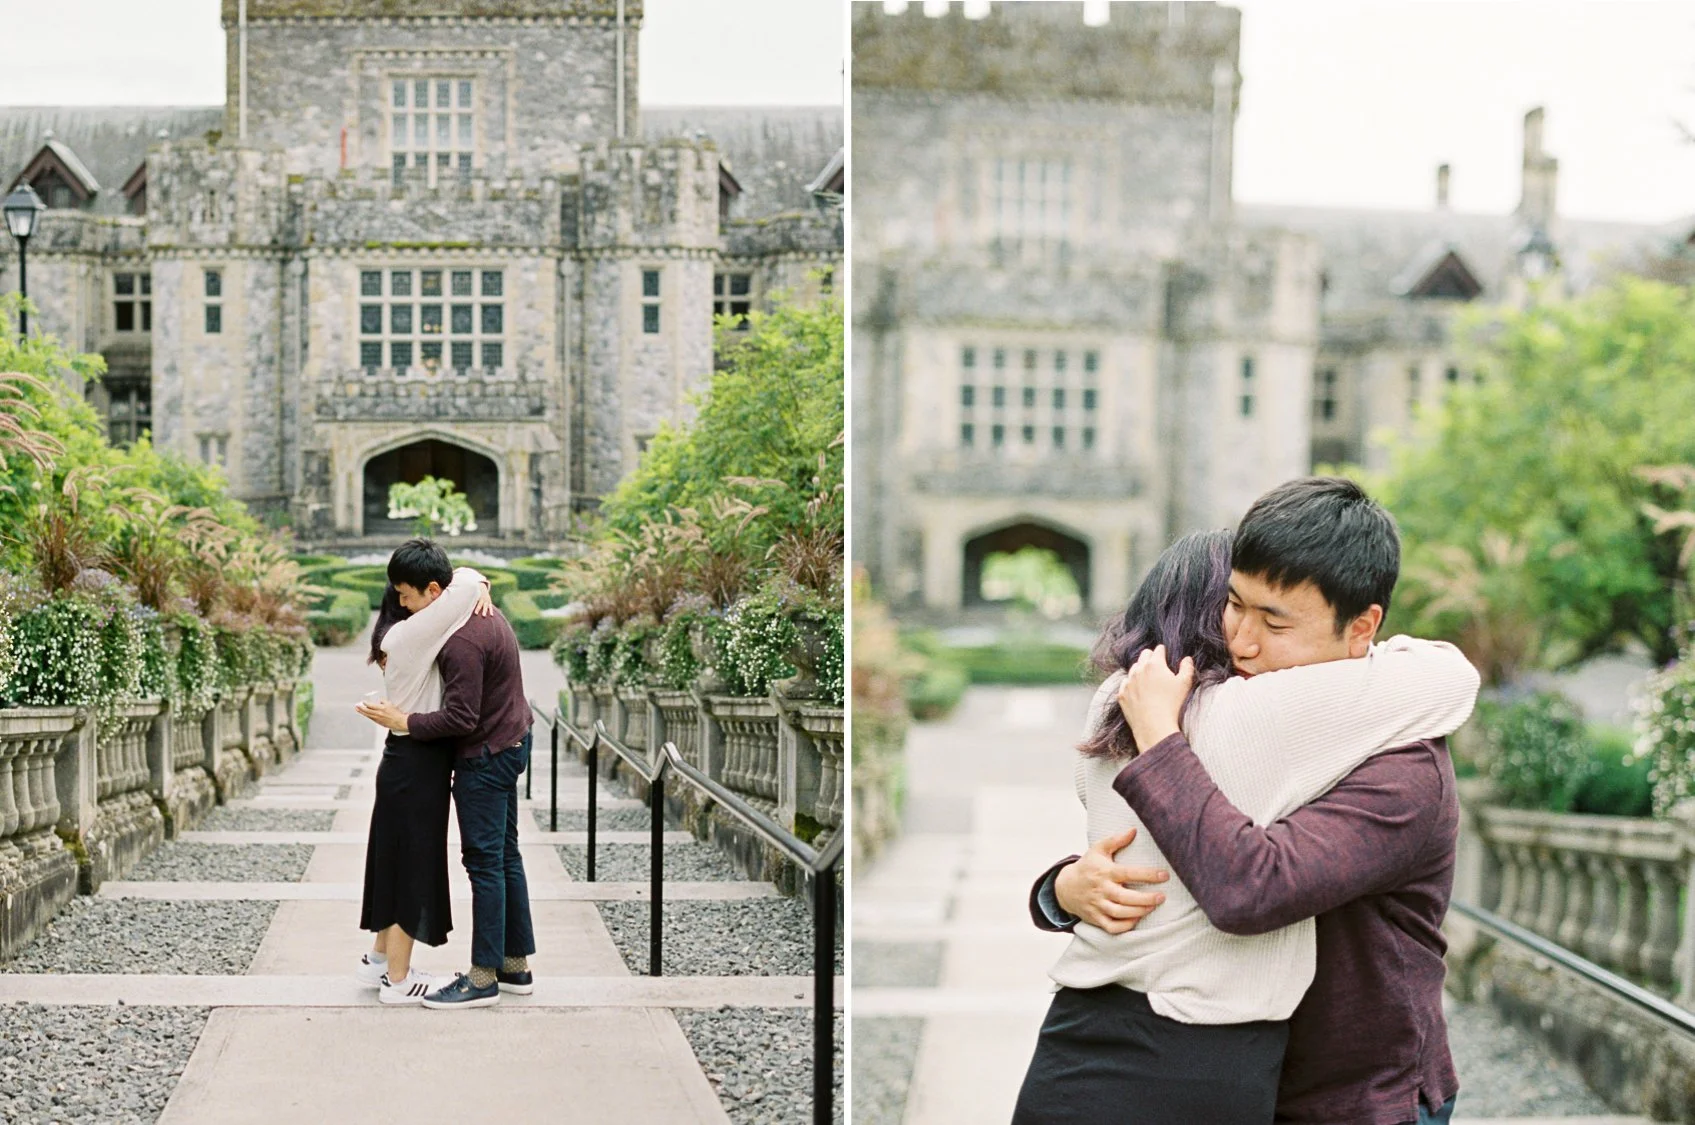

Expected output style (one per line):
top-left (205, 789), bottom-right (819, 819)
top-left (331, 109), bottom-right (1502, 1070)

top-left (1232, 476), bottom-right (1400, 633)
top-left (387, 538), bottom-right (452, 593)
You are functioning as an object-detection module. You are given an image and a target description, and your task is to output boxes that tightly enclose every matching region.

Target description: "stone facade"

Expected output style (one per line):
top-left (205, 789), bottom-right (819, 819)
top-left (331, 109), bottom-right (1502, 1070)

top-left (0, 0), bottom-right (841, 550)
top-left (853, 1), bottom-right (1666, 613)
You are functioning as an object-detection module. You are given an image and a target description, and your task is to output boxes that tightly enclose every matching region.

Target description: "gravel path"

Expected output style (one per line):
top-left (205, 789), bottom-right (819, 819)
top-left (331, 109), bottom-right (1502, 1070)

top-left (558, 842), bottom-right (744, 882)
top-left (0, 1003), bottom-right (210, 1124)
top-left (1446, 996), bottom-right (1615, 1117)
top-left (597, 899), bottom-right (844, 977)
top-left (852, 941), bottom-right (942, 989)
top-left (849, 1017), bottom-right (923, 1125)
top-left (3, 898), bottom-right (277, 974)
top-left (127, 843), bottom-right (313, 883)
top-left (196, 806), bottom-right (336, 832)
top-left (678, 1008), bottom-right (843, 1125)
top-left (533, 806), bottom-right (657, 832)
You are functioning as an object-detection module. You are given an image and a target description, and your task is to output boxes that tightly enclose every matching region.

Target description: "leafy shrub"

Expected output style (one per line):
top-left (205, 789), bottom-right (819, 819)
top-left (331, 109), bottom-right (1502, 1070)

top-left (502, 590), bottom-right (570, 650)
top-left (1571, 724), bottom-right (1654, 817)
top-left (1633, 657), bottom-right (1695, 817)
top-left (308, 589), bottom-right (372, 647)
top-left (3, 596), bottom-right (103, 707)
top-left (296, 681), bottom-right (315, 741)
top-left (172, 613), bottom-right (219, 716)
top-left (507, 556), bottom-right (568, 590)
top-left (947, 641), bottom-right (1091, 685)
top-left (551, 622), bottom-right (593, 684)
top-left (720, 584), bottom-right (800, 697)
top-left (1473, 690), bottom-right (1594, 812)
top-left (907, 658), bottom-right (970, 720)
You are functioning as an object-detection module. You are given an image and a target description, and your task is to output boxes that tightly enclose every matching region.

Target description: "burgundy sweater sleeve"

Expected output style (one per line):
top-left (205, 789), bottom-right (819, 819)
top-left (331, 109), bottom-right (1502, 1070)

top-left (407, 636), bottom-right (484, 742)
top-left (1112, 734), bottom-right (1446, 937)
top-left (1028, 855), bottom-right (1082, 932)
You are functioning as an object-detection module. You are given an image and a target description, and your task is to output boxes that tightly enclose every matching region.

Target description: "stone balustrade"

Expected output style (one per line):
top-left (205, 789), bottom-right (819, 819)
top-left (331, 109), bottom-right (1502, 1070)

top-left (1455, 783), bottom-right (1695, 1004)
top-left (0, 679), bottom-right (305, 960)
top-left (562, 677), bottom-right (846, 842)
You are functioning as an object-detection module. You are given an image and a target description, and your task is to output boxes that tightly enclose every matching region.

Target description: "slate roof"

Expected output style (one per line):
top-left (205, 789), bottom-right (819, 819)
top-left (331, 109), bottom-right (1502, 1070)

top-left (644, 106), bottom-right (843, 220)
top-left (1238, 202), bottom-right (1661, 313)
top-left (0, 106), bottom-right (223, 216)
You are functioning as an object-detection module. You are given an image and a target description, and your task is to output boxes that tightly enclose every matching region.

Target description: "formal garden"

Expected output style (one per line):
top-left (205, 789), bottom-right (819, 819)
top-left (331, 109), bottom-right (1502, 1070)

top-left (0, 295), bottom-right (316, 958)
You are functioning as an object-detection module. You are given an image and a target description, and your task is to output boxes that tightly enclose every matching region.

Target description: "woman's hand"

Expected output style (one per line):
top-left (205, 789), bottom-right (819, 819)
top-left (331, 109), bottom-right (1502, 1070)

top-left (473, 582), bottom-right (495, 617)
top-left (1116, 644), bottom-right (1194, 754)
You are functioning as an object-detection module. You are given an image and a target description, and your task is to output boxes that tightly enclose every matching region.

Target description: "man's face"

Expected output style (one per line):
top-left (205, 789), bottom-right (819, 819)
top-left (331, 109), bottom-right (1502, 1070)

top-left (393, 581), bottom-right (443, 614)
top-left (1223, 570), bottom-right (1380, 676)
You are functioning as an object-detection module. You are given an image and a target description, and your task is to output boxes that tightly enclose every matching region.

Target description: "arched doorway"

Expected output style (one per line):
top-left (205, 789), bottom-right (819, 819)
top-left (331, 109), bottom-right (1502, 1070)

top-left (363, 439), bottom-right (500, 536)
top-left (962, 522), bottom-right (1091, 609)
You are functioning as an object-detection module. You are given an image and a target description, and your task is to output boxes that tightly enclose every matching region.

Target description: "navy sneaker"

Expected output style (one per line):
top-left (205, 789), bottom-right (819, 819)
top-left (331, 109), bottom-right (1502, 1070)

top-left (421, 972), bottom-right (500, 1010)
top-left (497, 968), bottom-right (534, 995)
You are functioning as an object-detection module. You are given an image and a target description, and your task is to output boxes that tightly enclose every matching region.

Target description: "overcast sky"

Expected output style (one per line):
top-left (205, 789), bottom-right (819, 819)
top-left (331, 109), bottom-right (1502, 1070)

top-left (0, 0), bottom-right (844, 107)
top-left (883, 0), bottom-right (1695, 225)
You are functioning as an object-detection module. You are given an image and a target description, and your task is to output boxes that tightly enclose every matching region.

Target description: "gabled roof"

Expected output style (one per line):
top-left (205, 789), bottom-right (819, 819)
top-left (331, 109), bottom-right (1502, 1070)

top-left (11, 139), bottom-right (103, 199)
top-left (0, 106), bottom-right (223, 217)
top-left (806, 147), bottom-right (844, 198)
top-left (1391, 242), bottom-right (1483, 300)
top-left (644, 106), bottom-right (842, 220)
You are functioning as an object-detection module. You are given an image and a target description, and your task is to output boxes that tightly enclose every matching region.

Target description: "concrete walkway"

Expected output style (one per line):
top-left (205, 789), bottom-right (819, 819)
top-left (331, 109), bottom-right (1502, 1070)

top-left (850, 685), bottom-right (1641, 1125)
top-left (5, 624), bottom-right (835, 1124)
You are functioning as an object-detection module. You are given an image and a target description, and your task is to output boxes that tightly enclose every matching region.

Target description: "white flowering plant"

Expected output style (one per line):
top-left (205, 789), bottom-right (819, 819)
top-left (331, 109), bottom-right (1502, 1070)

top-left (1632, 655), bottom-right (1695, 817)
top-left (388, 476), bottom-right (478, 537)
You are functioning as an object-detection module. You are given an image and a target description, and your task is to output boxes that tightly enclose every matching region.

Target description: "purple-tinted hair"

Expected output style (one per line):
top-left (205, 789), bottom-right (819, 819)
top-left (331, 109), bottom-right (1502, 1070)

top-left (368, 585), bottom-right (412, 667)
top-left (1078, 529), bottom-right (1236, 759)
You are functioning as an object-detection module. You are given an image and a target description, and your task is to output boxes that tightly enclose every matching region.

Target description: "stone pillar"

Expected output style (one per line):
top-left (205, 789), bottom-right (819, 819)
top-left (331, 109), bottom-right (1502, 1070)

top-left (0, 708), bottom-right (81, 960)
top-left (773, 687), bottom-right (821, 836)
top-left (1674, 801), bottom-right (1695, 1006)
top-left (54, 709), bottom-right (100, 867)
top-left (1445, 776), bottom-right (1499, 999)
top-left (147, 702), bottom-right (176, 828)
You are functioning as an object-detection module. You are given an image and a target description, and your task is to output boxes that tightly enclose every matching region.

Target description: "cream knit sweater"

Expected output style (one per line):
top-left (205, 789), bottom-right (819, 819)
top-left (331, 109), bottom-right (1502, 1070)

top-left (1046, 635), bottom-right (1481, 1024)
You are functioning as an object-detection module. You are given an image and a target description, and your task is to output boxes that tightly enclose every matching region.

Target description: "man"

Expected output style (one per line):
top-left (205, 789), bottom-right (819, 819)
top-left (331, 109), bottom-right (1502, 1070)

top-left (358, 538), bottom-right (537, 1010)
top-left (1031, 477), bottom-right (1461, 1124)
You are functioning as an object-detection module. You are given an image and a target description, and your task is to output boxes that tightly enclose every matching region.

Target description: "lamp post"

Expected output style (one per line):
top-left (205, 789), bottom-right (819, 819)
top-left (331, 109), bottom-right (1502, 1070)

top-left (3, 184), bottom-right (46, 338)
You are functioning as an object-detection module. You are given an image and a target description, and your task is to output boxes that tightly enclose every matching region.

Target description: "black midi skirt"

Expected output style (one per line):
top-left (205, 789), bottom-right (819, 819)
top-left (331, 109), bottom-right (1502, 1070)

top-left (1011, 985), bottom-right (1289, 1125)
top-left (359, 732), bottom-right (454, 945)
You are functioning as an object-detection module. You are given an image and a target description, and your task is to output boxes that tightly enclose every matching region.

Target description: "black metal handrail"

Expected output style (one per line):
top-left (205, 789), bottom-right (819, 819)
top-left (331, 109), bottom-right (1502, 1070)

top-left (558, 709), bottom-right (841, 1125)
top-left (524, 701), bottom-right (553, 802)
top-left (1450, 899), bottom-right (1695, 1042)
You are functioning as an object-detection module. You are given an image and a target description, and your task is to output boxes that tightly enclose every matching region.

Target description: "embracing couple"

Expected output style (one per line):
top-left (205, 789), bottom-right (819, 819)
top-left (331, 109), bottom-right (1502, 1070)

top-left (1013, 477), bottom-right (1483, 1125)
top-left (349, 538), bottom-right (537, 1009)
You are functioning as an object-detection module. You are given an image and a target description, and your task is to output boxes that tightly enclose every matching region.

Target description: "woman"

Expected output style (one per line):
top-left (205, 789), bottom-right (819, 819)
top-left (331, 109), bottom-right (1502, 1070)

top-left (1011, 530), bottom-right (1479, 1122)
top-left (353, 567), bottom-right (491, 1004)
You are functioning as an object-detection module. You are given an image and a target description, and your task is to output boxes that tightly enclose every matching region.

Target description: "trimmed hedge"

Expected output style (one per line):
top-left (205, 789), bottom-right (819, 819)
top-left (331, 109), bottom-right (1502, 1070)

top-left (502, 556), bottom-right (567, 591)
top-left (502, 590), bottom-right (571, 650)
top-left (290, 554), bottom-right (344, 569)
top-left (308, 588), bottom-right (372, 646)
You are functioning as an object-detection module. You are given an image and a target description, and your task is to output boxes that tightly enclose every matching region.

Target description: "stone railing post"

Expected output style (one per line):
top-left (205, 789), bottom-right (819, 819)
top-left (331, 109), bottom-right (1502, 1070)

top-left (148, 701), bottom-right (175, 820)
top-left (1674, 802), bottom-right (1695, 1006)
top-left (1446, 778), bottom-right (1499, 996)
top-left (693, 691), bottom-right (726, 785)
top-left (0, 708), bottom-right (82, 960)
top-left (54, 708), bottom-right (99, 866)
top-left (772, 686), bottom-right (822, 835)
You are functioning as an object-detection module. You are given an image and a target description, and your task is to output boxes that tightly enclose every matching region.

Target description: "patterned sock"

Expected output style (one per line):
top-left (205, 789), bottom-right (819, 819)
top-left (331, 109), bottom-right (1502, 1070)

top-left (502, 955), bottom-right (528, 973)
top-left (469, 966), bottom-right (498, 988)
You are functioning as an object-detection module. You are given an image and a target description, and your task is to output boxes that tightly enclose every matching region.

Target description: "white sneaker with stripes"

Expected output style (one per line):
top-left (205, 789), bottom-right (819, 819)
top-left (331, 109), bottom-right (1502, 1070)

top-left (355, 953), bottom-right (387, 988)
top-left (379, 969), bottom-right (442, 1006)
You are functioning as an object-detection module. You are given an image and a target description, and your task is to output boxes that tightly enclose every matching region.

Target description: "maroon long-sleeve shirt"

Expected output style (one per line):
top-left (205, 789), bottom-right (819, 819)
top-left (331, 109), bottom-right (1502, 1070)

top-left (1032, 734), bottom-right (1459, 1125)
top-left (406, 610), bottom-right (532, 759)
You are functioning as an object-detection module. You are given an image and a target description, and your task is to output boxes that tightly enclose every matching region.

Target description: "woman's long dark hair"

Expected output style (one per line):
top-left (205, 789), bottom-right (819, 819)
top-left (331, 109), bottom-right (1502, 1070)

top-left (1079, 529), bottom-right (1236, 759)
top-left (368, 585), bottom-right (412, 667)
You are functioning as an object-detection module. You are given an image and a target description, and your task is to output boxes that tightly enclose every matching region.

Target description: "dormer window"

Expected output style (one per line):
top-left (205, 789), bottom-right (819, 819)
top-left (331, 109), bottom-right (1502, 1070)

top-left (10, 141), bottom-right (99, 211)
top-left (122, 165), bottom-right (147, 216)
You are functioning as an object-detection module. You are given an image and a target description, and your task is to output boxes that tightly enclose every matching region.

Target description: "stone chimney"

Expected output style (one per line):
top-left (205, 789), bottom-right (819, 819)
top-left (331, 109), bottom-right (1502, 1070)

top-left (1208, 60), bottom-right (1236, 222)
top-left (1517, 107), bottom-right (1558, 227)
top-left (1436, 164), bottom-right (1450, 210)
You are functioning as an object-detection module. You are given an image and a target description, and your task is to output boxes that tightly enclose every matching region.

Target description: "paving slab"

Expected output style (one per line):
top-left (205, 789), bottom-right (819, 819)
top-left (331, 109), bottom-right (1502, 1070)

top-left (158, 1007), bottom-right (731, 1124)
top-left (0, 973), bottom-right (837, 1009)
top-left (247, 899), bottom-right (630, 978)
top-left (98, 880), bottom-right (781, 902)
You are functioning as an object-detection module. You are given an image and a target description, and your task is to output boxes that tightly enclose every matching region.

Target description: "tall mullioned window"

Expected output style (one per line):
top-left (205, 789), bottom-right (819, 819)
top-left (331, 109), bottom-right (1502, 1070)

top-left (992, 157), bottom-right (1073, 244)
top-left (392, 77), bottom-right (474, 187)
top-left (359, 267), bottom-right (503, 373)
top-left (713, 272), bottom-right (752, 329)
top-left (642, 269), bottom-right (661, 334)
top-left (958, 343), bottom-right (1101, 454)
top-left (113, 272), bottom-right (152, 333)
top-left (204, 268), bottom-right (223, 335)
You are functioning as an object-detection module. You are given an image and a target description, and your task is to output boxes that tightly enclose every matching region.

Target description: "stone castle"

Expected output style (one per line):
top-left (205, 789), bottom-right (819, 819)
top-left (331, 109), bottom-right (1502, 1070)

top-left (852, 0), bottom-right (1670, 614)
top-left (0, 0), bottom-right (843, 549)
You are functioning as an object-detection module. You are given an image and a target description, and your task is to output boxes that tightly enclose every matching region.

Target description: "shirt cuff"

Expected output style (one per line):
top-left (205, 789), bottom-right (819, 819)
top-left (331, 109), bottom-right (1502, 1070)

top-left (1030, 857), bottom-right (1081, 932)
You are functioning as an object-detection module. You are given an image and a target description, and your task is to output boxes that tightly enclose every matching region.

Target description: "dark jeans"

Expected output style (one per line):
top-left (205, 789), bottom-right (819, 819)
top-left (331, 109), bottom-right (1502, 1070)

top-left (452, 730), bottom-right (536, 971)
top-left (1414, 1095), bottom-right (1457, 1124)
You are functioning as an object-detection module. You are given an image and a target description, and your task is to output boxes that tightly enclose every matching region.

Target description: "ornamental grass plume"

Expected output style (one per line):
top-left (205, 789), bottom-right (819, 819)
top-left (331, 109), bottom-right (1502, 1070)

top-left (0, 371), bottom-right (65, 474)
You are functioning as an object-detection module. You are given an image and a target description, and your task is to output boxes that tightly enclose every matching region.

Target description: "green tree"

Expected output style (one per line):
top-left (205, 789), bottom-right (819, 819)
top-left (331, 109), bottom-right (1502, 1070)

top-left (598, 291), bottom-right (843, 552)
top-left (1378, 279), bottom-right (1695, 667)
